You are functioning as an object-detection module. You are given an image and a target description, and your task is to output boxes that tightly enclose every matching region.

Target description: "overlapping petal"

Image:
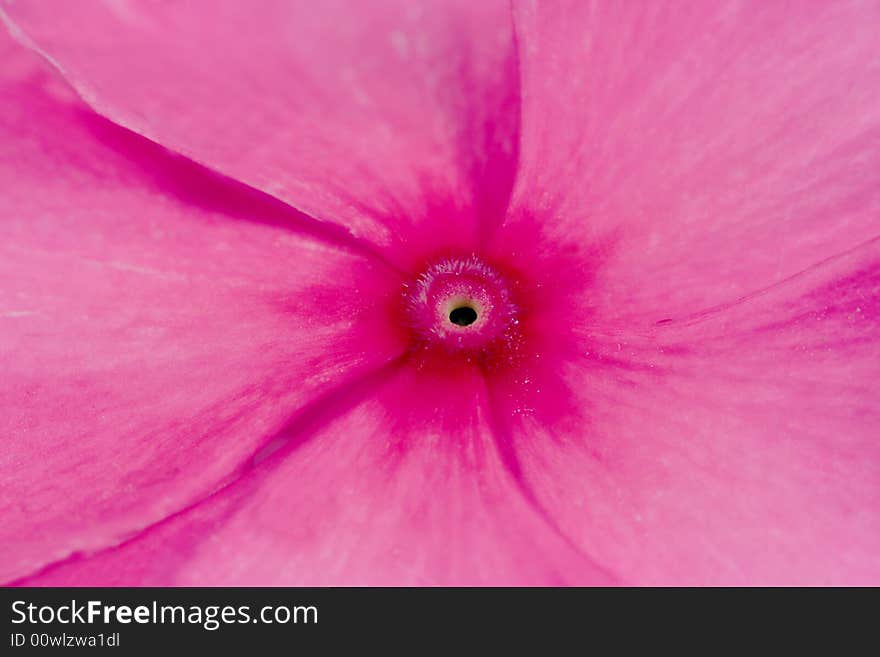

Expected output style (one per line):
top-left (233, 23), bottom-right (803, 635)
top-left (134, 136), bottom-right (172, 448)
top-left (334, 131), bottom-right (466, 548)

top-left (1, 0), bottom-right (520, 258)
top-left (18, 366), bottom-right (613, 586)
top-left (0, 37), bottom-right (405, 582)
top-left (494, 239), bottom-right (880, 584)
top-left (507, 0), bottom-right (880, 322)
top-left (479, 0), bottom-right (880, 583)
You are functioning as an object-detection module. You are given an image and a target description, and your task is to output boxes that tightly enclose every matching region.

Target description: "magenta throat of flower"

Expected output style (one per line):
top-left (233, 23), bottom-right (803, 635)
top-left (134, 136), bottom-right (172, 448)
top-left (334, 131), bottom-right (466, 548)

top-left (402, 255), bottom-right (520, 359)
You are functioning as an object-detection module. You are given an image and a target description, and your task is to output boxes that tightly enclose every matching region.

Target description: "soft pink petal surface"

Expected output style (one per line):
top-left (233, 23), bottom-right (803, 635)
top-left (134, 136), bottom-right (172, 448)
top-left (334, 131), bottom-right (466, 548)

top-left (492, 1), bottom-right (880, 583)
top-left (0, 38), bottom-right (405, 582)
top-left (1, 0), bottom-right (520, 258)
top-left (508, 0), bottom-right (880, 320)
top-left (19, 367), bottom-right (613, 586)
top-left (492, 240), bottom-right (880, 584)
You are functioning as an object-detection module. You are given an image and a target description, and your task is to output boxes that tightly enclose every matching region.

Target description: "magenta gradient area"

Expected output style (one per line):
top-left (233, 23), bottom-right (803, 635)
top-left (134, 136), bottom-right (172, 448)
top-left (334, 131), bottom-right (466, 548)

top-left (0, 0), bottom-right (878, 586)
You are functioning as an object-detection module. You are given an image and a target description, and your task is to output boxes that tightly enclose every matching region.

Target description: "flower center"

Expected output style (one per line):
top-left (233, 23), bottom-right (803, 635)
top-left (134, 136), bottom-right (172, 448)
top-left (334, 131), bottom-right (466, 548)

top-left (403, 255), bottom-right (518, 358)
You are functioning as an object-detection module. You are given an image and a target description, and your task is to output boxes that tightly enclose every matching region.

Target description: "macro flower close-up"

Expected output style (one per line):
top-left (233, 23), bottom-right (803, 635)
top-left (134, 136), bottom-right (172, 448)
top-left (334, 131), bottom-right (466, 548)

top-left (1, 0), bottom-right (879, 586)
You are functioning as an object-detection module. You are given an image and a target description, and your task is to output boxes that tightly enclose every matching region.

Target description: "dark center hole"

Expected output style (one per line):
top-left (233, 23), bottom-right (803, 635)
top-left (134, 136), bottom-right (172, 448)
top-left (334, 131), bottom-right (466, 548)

top-left (449, 305), bottom-right (478, 327)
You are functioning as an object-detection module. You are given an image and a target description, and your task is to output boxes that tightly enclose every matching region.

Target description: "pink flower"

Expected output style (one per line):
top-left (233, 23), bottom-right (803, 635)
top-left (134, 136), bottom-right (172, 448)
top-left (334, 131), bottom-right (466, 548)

top-left (1, 0), bottom-right (878, 586)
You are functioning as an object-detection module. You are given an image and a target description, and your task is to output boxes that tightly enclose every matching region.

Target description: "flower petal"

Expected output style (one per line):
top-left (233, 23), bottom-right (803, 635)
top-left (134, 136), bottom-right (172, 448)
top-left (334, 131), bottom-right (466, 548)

top-left (497, 0), bottom-right (880, 583)
top-left (508, 1), bottom-right (880, 321)
top-left (1, 0), bottom-right (519, 254)
top-left (17, 366), bottom-right (614, 586)
top-left (0, 39), bottom-right (405, 582)
top-left (492, 239), bottom-right (880, 584)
